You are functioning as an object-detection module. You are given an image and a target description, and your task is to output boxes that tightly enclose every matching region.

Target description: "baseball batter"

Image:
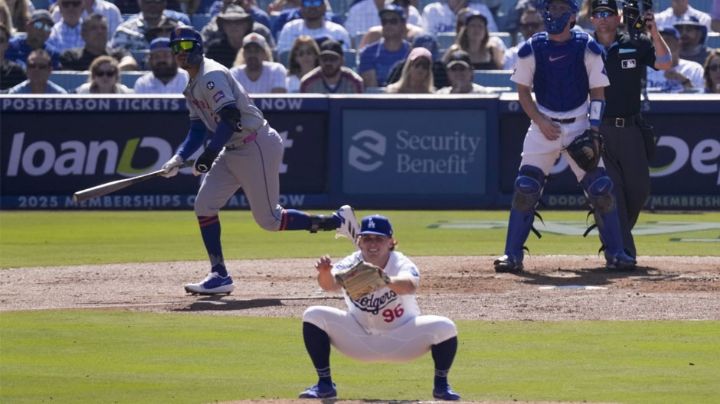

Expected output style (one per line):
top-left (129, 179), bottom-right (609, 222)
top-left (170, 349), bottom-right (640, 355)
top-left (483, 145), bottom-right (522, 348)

top-left (161, 27), bottom-right (359, 295)
top-left (494, 0), bottom-right (636, 273)
top-left (299, 215), bottom-right (461, 400)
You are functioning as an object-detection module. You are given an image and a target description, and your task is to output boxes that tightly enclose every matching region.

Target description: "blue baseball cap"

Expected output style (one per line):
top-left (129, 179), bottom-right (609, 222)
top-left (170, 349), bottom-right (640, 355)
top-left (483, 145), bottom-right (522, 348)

top-left (379, 4), bottom-right (407, 21)
top-left (149, 37), bottom-right (170, 52)
top-left (359, 215), bottom-right (394, 237)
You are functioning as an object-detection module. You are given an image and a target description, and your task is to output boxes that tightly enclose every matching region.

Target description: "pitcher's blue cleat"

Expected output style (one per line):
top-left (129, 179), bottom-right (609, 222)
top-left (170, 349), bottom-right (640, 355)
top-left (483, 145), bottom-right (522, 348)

top-left (298, 382), bottom-right (337, 399)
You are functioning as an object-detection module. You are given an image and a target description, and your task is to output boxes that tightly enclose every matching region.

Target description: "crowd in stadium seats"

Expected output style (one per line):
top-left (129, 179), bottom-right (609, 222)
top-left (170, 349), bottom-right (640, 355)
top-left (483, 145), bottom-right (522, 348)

top-left (1, 0), bottom-right (719, 94)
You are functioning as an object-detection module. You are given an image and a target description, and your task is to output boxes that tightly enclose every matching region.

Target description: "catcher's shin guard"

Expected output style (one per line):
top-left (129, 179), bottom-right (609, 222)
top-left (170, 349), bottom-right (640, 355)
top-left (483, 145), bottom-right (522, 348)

top-left (504, 165), bottom-right (546, 259)
top-left (581, 168), bottom-right (624, 256)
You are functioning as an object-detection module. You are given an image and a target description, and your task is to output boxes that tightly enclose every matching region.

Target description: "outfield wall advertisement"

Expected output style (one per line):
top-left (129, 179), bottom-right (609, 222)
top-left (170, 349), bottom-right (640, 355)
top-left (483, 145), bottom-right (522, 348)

top-left (0, 97), bottom-right (329, 209)
top-left (1, 95), bottom-right (718, 210)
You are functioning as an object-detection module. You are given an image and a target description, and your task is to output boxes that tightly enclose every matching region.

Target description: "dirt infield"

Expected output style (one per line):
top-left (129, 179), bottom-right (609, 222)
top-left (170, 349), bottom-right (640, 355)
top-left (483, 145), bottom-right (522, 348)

top-left (2, 255), bottom-right (719, 320)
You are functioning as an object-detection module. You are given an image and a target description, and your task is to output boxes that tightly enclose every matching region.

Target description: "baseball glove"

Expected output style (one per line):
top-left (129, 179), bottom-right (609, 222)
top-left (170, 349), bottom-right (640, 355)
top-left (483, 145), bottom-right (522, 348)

top-left (566, 129), bottom-right (603, 172)
top-left (335, 261), bottom-right (390, 300)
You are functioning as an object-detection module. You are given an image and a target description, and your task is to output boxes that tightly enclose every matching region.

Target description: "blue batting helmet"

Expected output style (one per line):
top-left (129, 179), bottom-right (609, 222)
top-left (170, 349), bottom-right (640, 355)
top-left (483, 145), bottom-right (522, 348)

top-left (543, 0), bottom-right (578, 34)
top-left (169, 27), bottom-right (204, 65)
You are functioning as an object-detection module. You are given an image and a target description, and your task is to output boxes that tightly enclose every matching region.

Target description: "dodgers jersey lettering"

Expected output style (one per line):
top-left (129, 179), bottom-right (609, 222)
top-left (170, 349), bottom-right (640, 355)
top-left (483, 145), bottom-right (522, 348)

top-left (332, 250), bottom-right (421, 333)
top-left (184, 57), bottom-right (267, 144)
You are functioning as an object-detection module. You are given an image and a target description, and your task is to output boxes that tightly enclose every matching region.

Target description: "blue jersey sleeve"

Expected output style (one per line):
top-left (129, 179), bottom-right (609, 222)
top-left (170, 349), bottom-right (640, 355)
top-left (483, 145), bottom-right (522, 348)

top-left (176, 119), bottom-right (207, 160)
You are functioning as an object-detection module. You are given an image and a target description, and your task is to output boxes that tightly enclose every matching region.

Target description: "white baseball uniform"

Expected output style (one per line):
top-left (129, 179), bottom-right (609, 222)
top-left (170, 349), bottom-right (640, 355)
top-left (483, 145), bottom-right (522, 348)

top-left (511, 35), bottom-right (610, 181)
top-left (303, 251), bottom-right (457, 362)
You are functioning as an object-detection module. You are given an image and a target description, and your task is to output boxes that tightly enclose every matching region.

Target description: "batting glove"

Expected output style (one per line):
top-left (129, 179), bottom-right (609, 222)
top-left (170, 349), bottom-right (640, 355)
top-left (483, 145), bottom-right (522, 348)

top-left (194, 148), bottom-right (219, 174)
top-left (161, 155), bottom-right (184, 178)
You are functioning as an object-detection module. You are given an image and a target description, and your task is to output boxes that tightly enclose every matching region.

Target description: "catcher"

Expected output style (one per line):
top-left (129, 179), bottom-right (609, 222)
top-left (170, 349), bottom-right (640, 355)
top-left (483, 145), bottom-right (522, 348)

top-left (298, 215), bottom-right (461, 401)
top-left (493, 0), bottom-right (636, 274)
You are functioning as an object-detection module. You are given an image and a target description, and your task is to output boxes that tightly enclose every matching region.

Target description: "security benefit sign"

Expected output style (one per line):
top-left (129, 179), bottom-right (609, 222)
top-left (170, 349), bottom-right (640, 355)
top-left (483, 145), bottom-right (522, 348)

top-left (342, 109), bottom-right (487, 195)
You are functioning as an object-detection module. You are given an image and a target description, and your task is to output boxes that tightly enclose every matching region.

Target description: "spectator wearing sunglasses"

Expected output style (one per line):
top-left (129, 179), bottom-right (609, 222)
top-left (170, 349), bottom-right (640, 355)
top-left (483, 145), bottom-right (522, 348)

top-left (47, 0), bottom-right (86, 52)
top-left (276, 0), bottom-right (350, 54)
top-left (358, 4), bottom-right (411, 88)
top-left (5, 10), bottom-right (63, 70)
top-left (7, 49), bottom-right (67, 93)
top-left (51, 0), bottom-right (122, 41)
top-left (702, 49), bottom-right (720, 93)
top-left (437, 50), bottom-right (491, 94)
top-left (75, 55), bottom-right (133, 93)
top-left (503, 6), bottom-right (543, 69)
top-left (270, 0), bottom-right (344, 40)
top-left (1, 23), bottom-right (27, 90)
top-left (354, 0), bottom-right (424, 50)
top-left (422, 0), bottom-right (498, 37)
top-left (60, 14), bottom-right (138, 71)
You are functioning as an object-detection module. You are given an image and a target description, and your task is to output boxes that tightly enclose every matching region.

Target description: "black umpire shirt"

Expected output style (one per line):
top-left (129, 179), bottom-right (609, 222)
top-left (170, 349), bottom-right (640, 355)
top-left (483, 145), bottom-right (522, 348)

top-left (596, 31), bottom-right (656, 117)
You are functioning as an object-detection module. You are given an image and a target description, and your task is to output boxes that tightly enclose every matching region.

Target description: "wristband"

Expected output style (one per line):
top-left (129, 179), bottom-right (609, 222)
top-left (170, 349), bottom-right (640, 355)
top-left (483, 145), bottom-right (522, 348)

top-left (656, 53), bottom-right (671, 64)
top-left (589, 99), bottom-right (605, 127)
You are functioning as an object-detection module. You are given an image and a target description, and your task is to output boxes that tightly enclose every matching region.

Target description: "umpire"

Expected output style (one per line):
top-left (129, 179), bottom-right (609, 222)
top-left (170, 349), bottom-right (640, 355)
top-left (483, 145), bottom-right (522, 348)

top-left (590, 0), bottom-right (671, 261)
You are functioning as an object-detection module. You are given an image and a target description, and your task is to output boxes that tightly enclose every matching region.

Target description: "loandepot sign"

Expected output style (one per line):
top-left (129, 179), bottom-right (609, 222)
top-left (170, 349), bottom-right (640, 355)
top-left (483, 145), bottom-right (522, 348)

top-left (430, 221), bottom-right (720, 240)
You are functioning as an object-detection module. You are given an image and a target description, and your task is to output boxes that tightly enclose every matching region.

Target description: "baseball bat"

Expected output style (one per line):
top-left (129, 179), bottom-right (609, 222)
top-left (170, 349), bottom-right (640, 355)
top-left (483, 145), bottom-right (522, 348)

top-left (72, 160), bottom-right (194, 204)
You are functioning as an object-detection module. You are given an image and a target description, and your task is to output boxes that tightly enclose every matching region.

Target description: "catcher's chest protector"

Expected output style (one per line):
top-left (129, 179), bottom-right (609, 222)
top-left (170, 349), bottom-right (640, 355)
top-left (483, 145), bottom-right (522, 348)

top-left (531, 32), bottom-right (590, 112)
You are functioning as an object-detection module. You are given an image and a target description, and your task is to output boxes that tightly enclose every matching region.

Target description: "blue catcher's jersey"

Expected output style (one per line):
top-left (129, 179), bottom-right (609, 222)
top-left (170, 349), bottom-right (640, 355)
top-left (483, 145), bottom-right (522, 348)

top-left (529, 31), bottom-right (595, 112)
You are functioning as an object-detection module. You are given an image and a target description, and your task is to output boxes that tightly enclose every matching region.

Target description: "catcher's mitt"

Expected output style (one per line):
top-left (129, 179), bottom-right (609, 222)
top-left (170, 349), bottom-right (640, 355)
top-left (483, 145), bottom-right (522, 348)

top-left (566, 129), bottom-right (603, 172)
top-left (335, 261), bottom-right (390, 300)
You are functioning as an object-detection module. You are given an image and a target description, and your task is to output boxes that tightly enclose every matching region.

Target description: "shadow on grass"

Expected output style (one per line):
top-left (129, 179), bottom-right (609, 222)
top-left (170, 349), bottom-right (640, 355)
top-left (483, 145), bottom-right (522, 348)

top-left (175, 296), bottom-right (343, 312)
top-left (175, 297), bottom-right (283, 312)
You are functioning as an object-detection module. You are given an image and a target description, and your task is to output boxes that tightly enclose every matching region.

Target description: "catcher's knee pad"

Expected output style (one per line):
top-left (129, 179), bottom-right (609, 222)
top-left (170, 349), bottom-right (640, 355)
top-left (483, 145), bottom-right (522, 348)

top-left (512, 165), bottom-right (546, 212)
top-left (581, 167), bottom-right (615, 214)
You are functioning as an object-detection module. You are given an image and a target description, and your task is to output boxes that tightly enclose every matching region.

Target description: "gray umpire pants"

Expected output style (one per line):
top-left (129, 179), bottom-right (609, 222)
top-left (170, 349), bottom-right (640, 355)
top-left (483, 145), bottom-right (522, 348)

top-left (600, 121), bottom-right (651, 258)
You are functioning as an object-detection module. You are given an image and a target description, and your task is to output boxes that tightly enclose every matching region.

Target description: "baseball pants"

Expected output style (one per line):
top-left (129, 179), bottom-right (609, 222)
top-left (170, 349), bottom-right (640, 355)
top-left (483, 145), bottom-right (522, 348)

top-left (303, 306), bottom-right (457, 362)
top-left (194, 124), bottom-right (285, 230)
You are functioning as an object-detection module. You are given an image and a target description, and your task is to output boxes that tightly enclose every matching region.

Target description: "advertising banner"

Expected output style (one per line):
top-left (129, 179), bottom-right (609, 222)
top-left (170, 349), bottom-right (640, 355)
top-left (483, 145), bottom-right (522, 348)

top-left (0, 97), bottom-right (328, 209)
top-left (342, 109), bottom-right (488, 195)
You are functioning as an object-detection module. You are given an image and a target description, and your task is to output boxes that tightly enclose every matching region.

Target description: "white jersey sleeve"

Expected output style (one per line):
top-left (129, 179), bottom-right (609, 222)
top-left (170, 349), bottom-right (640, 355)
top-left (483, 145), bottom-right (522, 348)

top-left (585, 46), bottom-right (610, 89)
top-left (510, 44), bottom-right (535, 87)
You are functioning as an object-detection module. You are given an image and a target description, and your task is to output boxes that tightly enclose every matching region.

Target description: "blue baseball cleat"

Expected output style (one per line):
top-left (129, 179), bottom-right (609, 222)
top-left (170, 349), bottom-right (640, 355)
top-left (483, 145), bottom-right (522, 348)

top-left (433, 385), bottom-right (461, 401)
top-left (298, 382), bottom-right (337, 399)
top-left (605, 251), bottom-right (637, 271)
top-left (184, 272), bottom-right (234, 295)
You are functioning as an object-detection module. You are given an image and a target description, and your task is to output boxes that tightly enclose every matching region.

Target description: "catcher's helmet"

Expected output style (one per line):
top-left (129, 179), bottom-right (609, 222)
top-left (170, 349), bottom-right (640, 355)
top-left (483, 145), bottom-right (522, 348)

top-left (543, 0), bottom-right (579, 34)
top-left (170, 27), bottom-right (204, 65)
top-left (623, 0), bottom-right (653, 39)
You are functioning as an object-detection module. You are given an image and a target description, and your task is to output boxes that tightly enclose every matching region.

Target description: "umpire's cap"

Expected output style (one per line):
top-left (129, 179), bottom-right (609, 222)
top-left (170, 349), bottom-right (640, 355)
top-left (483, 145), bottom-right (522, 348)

top-left (359, 215), bottom-right (393, 237)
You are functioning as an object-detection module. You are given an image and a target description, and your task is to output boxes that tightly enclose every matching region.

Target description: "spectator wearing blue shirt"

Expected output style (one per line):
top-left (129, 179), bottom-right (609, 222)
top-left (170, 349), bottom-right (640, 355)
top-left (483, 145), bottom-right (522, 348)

top-left (7, 49), bottom-right (67, 94)
top-left (5, 10), bottom-right (63, 69)
top-left (358, 4), bottom-right (410, 88)
top-left (47, 0), bottom-right (85, 52)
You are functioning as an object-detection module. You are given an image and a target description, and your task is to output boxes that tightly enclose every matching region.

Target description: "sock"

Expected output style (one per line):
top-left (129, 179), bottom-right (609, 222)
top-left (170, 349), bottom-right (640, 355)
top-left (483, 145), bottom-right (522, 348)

top-left (280, 209), bottom-right (311, 230)
top-left (302, 322), bottom-right (332, 385)
top-left (198, 215), bottom-right (227, 277)
top-left (281, 210), bottom-right (341, 232)
top-left (431, 336), bottom-right (458, 389)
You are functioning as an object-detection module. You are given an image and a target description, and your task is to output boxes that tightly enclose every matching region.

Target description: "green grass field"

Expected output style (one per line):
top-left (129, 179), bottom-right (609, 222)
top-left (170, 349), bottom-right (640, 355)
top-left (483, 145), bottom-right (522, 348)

top-left (0, 210), bottom-right (718, 268)
top-left (1, 210), bottom-right (719, 403)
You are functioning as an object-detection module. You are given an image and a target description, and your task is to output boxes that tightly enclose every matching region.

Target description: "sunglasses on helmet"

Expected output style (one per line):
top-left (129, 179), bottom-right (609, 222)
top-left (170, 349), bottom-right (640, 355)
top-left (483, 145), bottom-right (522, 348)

top-left (171, 40), bottom-right (196, 54)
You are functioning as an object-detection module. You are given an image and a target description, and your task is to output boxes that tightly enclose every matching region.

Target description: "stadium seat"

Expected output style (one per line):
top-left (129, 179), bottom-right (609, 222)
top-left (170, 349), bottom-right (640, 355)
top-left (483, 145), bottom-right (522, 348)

top-left (436, 32), bottom-right (457, 51)
top-left (344, 49), bottom-right (357, 69)
top-left (707, 33), bottom-right (720, 49)
top-left (49, 71), bottom-right (89, 92)
top-left (278, 50), bottom-right (291, 67)
top-left (473, 70), bottom-right (515, 89)
top-left (120, 71), bottom-right (145, 88)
